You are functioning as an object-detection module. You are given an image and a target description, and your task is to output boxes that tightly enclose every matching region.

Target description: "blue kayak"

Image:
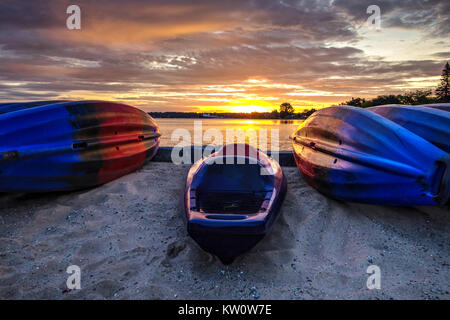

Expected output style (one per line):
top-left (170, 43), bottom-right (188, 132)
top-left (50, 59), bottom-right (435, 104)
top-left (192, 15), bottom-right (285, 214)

top-left (291, 106), bottom-right (449, 206)
top-left (0, 100), bottom-right (161, 192)
top-left (422, 103), bottom-right (450, 112)
top-left (369, 104), bottom-right (450, 153)
top-left (185, 144), bottom-right (287, 264)
top-left (0, 101), bottom-right (69, 114)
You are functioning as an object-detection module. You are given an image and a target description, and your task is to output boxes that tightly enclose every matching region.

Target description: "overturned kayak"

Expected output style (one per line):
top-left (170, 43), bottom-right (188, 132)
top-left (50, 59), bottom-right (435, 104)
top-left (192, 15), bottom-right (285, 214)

top-left (185, 144), bottom-right (287, 264)
top-left (290, 106), bottom-right (449, 206)
top-left (369, 105), bottom-right (450, 153)
top-left (0, 100), bottom-right (161, 192)
top-left (0, 101), bottom-right (69, 115)
top-left (422, 103), bottom-right (450, 112)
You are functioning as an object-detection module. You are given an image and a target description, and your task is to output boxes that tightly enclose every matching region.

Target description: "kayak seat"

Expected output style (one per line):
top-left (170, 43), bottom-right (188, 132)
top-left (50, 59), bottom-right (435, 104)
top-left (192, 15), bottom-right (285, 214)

top-left (196, 190), bottom-right (269, 214)
top-left (192, 160), bottom-right (274, 215)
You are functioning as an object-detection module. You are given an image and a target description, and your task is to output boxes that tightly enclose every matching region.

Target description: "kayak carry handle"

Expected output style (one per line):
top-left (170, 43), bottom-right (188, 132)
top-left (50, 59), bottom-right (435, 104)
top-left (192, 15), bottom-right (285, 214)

top-left (435, 157), bottom-right (450, 205)
top-left (205, 214), bottom-right (247, 220)
top-left (1, 150), bottom-right (19, 160)
top-left (72, 142), bottom-right (88, 150)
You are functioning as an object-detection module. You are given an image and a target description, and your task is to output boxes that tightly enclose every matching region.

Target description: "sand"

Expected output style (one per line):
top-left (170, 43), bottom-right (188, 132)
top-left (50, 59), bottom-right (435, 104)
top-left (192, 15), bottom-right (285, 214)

top-left (0, 162), bottom-right (449, 300)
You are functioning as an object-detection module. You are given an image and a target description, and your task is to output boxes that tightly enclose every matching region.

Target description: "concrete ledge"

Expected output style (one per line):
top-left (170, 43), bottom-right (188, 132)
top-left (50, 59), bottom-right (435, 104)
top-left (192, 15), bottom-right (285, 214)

top-left (152, 146), bottom-right (296, 167)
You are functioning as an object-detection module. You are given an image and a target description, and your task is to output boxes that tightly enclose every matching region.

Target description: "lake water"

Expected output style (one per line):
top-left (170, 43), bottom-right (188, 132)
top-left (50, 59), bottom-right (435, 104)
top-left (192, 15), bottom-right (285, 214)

top-left (155, 118), bottom-right (303, 151)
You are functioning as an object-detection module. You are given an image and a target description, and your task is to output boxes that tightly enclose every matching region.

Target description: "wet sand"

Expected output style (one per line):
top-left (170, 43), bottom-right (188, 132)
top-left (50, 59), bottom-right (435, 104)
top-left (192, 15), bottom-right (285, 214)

top-left (0, 162), bottom-right (449, 299)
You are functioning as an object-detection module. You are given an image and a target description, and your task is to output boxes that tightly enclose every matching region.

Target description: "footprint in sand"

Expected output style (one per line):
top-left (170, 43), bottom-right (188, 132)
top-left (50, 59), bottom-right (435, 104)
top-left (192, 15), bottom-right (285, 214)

top-left (166, 241), bottom-right (186, 259)
top-left (161, 241), bottom-right (187, 267)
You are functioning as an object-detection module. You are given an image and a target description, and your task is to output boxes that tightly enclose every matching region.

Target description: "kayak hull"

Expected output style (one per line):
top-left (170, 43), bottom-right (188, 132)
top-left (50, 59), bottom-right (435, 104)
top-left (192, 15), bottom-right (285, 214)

top-left (0, 101), bottom-right (69, 115)
top-left (421, 103), bottom-right (450, 112)
top-left (0, 101), bottom-right (161, 192)
top-left (291, 106), bottom-right (449, 206)
top-left (185, 144), bottom-right (287, 263)
top-left (369, 104), bottom-right (450, 153)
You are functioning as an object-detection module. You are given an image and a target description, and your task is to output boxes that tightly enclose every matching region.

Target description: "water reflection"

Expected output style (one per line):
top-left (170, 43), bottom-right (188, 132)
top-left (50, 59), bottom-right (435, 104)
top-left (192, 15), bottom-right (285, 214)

top-left (156, 118), bottom-right (303, 150)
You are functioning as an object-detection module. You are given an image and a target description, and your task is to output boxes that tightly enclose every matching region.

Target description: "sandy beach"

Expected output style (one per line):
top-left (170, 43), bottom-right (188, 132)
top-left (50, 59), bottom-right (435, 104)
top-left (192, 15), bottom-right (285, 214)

top-left (0, 161), bottom-right (449, 300)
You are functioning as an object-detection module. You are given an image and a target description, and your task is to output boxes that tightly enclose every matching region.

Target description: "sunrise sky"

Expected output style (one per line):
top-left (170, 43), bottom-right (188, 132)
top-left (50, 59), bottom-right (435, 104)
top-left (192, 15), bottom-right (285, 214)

top-left (0, 0), bottom-right (449, 112)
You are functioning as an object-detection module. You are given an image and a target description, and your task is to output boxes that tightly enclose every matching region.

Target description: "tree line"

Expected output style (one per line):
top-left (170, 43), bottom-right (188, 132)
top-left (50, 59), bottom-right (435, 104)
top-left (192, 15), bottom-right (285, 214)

top-left (340, 62), bottom-right (450, 108)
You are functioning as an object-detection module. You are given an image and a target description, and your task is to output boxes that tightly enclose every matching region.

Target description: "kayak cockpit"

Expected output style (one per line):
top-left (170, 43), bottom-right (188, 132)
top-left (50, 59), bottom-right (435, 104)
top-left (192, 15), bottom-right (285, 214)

top-left (190, 158), bottom-right (274, 215)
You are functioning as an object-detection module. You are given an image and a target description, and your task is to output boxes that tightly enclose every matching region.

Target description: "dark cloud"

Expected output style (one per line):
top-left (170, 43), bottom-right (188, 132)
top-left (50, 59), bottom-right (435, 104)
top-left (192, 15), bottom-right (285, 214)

top-left (433, 52), bottom-right (450, 59)
top-left (333, 0), bottom-right (450, 35)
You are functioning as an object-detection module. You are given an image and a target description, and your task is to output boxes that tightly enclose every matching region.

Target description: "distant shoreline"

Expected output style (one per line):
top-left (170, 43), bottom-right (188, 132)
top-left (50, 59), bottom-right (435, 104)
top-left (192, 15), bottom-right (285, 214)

top-left (148, 111), bottom-right (314, 120)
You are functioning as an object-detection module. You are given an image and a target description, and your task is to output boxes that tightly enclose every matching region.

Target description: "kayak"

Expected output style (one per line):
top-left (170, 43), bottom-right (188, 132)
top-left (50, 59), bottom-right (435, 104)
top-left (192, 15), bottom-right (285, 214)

top-left (0, 100), bottom-right (161, 192)
top-left (0, 101), bottom-right (68, 114)
top-left (290, 106), bottom-right (449, 206)
top-left (369, 104), bottom-right (450, 153)
top-left (422, 103), bottom-right (450, 112)
top-left (184, 144), bottom-right (287, 264)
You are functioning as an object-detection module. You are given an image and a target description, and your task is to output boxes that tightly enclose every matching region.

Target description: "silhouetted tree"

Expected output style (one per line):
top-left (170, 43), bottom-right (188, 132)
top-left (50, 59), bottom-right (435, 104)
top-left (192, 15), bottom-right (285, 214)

top-left (279, 102), bottom-right (294, 119)
top-left (370, 95), bottom-right (403, 106)
top-left (341, 97), bottom-right (366, 108)
top-left (399, 90), bottom-right (435, 105)
top-left (436, 62), bottom-right (450, 102)
top-left (338, 90), bottom-right (436, 108)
